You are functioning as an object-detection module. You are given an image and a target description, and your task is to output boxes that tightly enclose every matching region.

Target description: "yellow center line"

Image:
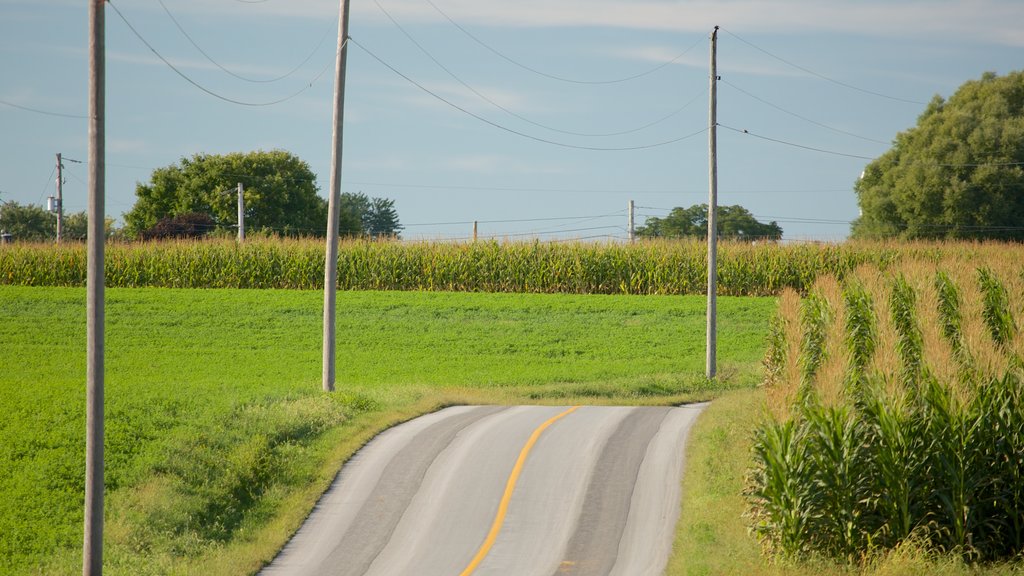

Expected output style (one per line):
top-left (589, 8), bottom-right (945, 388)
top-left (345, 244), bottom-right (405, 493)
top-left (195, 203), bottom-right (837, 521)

top-left (458, 405), bottom-right (581, 576)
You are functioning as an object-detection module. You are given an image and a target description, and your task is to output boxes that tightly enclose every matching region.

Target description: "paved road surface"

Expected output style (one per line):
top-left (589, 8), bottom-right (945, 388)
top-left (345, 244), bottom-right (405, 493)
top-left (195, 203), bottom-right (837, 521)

top-left (261, 404), bottom-right (706, 576)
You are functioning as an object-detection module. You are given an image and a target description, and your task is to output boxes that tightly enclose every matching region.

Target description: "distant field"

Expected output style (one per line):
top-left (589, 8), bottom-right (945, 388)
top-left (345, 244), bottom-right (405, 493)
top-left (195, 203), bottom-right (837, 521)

top-left (0, 286), bottom-right (773, 575)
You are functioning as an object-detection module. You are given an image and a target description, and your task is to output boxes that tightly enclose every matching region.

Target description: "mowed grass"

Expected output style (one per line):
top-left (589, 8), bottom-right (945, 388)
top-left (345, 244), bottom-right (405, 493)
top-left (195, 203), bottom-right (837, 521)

top-left (0, 286), bottom-right (772, 575)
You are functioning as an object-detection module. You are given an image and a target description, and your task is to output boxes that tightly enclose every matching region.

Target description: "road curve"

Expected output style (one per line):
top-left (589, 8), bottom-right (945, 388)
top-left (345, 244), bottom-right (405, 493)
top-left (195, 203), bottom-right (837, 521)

top-left (261, 403), bottom-right (706, 576)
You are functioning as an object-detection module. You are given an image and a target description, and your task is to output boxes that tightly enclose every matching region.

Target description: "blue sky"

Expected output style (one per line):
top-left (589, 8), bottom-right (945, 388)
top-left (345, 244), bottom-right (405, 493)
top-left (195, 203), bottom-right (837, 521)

top-left (1, 0), bottom-right (1022, 241)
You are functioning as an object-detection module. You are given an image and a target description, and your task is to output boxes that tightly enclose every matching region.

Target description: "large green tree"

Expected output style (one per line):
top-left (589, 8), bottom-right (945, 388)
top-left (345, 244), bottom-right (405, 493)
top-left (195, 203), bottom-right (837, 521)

top-left (124, 150), bottom-right (328, 238)
top-left (637, 203), bottom-right (782, 241)
top-left (853, 70), bottom-right (1024, 240)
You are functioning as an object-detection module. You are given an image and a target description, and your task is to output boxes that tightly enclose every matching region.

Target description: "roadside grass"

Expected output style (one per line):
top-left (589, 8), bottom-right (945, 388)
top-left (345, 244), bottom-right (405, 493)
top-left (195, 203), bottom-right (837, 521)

top-left (668, 388), bottom-right (1024, 576)
top-left (0, 286), bottom-right (771, 575)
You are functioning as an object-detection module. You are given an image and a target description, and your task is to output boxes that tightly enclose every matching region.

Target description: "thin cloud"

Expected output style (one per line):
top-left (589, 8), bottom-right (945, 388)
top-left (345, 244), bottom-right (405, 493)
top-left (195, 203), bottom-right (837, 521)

top-left (133, 1), bottom-right (1024, 47)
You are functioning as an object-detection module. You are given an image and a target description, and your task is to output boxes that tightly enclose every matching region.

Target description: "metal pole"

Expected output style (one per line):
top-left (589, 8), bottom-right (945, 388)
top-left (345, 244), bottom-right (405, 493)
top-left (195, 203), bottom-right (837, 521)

top-left (628, 200), bottom-right (635, 243)
top-left (322, 0), bottom-right (351, 392)
top-left (84, 0), bottom-right (105, 573)
top-left (706, 26), bottom-right (719, 380)
top-left (56, 153), bottom-right (64, 243)
top-left (237, 182), bottom-right (245, 241)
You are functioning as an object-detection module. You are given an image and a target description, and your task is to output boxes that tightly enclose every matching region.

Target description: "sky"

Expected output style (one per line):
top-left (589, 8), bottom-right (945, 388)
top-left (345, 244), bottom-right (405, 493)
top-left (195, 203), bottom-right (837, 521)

top-left (1, 0), bottom-right (1022, 242)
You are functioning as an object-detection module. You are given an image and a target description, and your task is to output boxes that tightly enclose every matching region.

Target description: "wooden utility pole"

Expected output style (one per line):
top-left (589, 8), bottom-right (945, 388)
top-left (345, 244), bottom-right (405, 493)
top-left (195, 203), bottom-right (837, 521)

top-left (56, 153), bottom-right (64, 243)
top-left (84, 0), bottom-right (105, 573)
top-left (473, 220), bottom-right (478, 242)
top-left (237, 183), bottom-right (245, 241)
top-left (322, 0), bottom-right (351, 392)
top-left (628, 200), bottom-right (635, 243)
top-left (706, 26), bottom-right (719, 380)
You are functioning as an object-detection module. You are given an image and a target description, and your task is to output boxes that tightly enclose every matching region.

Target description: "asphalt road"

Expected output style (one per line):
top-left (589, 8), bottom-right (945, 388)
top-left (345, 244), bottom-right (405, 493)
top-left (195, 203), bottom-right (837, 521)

top-left (260, 403), bottom-right (706, 576)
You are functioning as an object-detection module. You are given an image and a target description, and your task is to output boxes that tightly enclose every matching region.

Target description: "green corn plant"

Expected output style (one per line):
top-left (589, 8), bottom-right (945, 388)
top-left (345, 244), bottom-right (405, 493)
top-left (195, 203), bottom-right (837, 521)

top-left (842, 279), bottom-right (876, 397)
top-left (860, 382), bottom-right (931, 549)
top-left (801, 401), bottom-right (870, 559)
top-left (978, 267), bottom-right (1016, 350)
top-left (922, 375), bottom-right (989, 559)
top-left (763, 312), bottom-right (788, 387)
top-left (934, 270), bottom-right (962, 344)
top-left (748, 417), bottom-right (813, 558)
top-left (890, 275), bottom-right (924, 391)
top-left (798, 290), bottom-right (831, 398)
top-left (967, 370), bottom-right (1024, 559)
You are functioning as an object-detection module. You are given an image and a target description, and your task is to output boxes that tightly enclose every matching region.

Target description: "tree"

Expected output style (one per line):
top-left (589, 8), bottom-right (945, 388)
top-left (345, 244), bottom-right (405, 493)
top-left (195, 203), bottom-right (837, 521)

top-left (339, 192), bottom-right (403, 239)
top-left (852, 70), bottom-right (1024, 240)
top-left (124, 150), bottom-right (328, 238)
top-left (636, 203), bottom-right (782, 241)
top-left (0, 202), bottom-right (114, 242)
top-left (0, 202), bottom-right (54, 241)
top-left (141, 212), bottom-right (217, 240)
top-left (365, 197), bottom-right (403, 238)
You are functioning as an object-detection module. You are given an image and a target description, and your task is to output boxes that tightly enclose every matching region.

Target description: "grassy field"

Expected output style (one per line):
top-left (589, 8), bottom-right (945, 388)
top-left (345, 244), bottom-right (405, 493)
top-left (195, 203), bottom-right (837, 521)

top-left (0, 285), bottom-right (772, 575)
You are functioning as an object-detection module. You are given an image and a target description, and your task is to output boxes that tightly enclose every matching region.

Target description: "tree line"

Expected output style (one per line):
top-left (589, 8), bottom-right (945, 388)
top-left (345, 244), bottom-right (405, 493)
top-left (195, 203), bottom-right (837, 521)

top-left (1, 150), bottom-right (402, 242)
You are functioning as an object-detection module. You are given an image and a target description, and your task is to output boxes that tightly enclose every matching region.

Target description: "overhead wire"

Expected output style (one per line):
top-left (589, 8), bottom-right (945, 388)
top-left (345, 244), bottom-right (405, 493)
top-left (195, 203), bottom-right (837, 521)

top-left (721, 28), bottom-right (926, 105)
top-left (404, 211), bottom-right (624, 227)
top-left (349, 36), bottom-right (709, 151)
top-left (422, 0), bottom-right (702, 86)
top-left (108, 0), bottom-right (334, 107)
top-left (373, 0), bottom-right (705, 138)
top-left (156, 0), bottom-right (333, 84)
top-left (0, 98), bottom-right (88, 119)
top-left (718, 123), bottom-right (876, 160)
top-left (721, 79), bottom-right (890, 145)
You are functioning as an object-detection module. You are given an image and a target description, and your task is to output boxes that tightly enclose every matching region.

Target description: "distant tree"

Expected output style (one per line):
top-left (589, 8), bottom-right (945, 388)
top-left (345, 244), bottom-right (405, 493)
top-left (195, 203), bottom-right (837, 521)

top-left (339, 192), bottom-right (370, 237)
top-left (0, 202), bottom-right (114, 242)
top-left (0, 202), bottom-right (54, 241)
top-left (339, 192), bottom-right (403, 238)
top-left (852, 70), bottom-right (1024, 240)
top-left (63, 212), bottom-right (116, 240)
top-left (141, 212), bottom-right (217, 240)
top-left (636, 203), bottom-right (782, 241)
top-left (365, 197), bottom-right (403, 238)
top-left (124, 150), bottom-right (327, 238)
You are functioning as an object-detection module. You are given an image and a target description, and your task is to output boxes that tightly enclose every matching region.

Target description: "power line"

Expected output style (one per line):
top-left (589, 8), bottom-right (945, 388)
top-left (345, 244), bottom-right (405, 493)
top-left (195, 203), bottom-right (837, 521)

top-left (155, 0), bottom-right (333, 84)
top-left (718, 123), bottom-right (876, 160)
top-left (0, 98), bottom-right (88, 119)
top-left (349, 36), bottom-right (709, 151)
top-left (721, 79), bottom-right (890, 145)
top-left (721, 28), bottom-right (926, 105)
top-left (422, 0), bottom-right (702, 86)
top-left (404, 212), bottom-right (623, 227)
top-left (373, 0), bottom-right (704, 138)
top-left (108, 0), bottom-right (333, 107)
top-left (351, 181), bottom-right (854, 195)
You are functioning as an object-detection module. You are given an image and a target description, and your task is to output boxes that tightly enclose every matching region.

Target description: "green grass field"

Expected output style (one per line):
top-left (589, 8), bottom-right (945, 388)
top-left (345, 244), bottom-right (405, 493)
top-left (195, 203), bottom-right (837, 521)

top-left (0, 286), bottom-right (772, 575)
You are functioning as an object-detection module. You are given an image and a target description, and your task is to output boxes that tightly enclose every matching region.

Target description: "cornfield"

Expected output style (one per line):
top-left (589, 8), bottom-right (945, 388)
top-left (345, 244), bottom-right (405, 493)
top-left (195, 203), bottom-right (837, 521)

top-left (0, 237), bottom-right (987, 295)
top-left (750, 253), bottom-right (1024, 563)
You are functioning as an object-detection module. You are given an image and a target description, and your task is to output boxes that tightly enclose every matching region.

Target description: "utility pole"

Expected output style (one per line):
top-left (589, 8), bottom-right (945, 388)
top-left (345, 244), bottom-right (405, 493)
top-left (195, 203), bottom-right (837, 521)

top-left (56, 153), bottom-right (64, 243)
top-left (322, 0), bottom-right (351, 392)
top-left (84, 0), bottom-right (105, 573)
top-left (706, 26), bottom-right (719, 380)
top-left (473, 220), bottom-right (478, 242)
top-left (627, 200), bottom-right (635, 243)
top-left (237, 183), bottom-right (245, 241)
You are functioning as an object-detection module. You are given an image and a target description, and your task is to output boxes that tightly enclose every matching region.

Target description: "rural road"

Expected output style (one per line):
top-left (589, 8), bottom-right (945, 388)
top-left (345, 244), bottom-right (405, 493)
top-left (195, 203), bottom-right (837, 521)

top-left (261, 403), bottom-right (706, 576)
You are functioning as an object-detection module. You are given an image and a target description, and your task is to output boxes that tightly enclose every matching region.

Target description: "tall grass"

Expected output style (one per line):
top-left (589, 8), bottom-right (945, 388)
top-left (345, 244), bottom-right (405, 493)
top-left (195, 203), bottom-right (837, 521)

top-left (752, 257), bottom-right (1024, 564)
